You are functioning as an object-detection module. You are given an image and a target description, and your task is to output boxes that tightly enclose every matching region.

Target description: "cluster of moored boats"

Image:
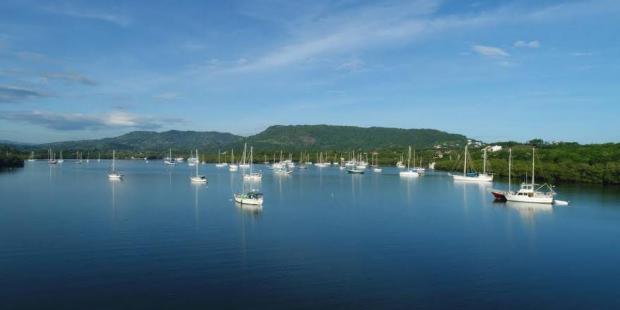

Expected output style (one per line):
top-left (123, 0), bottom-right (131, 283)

top-left (38, 142), bottom-right (568, 207)
top-left (448, 144), bottom-right (567, 205)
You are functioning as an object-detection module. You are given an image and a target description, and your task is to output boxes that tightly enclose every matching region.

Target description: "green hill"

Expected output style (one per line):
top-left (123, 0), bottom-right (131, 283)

top-left (46, 130), bottom-right (244, 152)
top-left (247, 125), bottom-right (466, 151)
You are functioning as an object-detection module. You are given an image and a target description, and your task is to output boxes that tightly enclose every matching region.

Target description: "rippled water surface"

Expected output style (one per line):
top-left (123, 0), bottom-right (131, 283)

top-left (1, 161), bottom-right (620, 309)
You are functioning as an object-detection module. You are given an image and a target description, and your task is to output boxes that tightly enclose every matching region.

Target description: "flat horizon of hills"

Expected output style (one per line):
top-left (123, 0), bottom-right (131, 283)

top-left (3, 125), bottom-right (469, 152)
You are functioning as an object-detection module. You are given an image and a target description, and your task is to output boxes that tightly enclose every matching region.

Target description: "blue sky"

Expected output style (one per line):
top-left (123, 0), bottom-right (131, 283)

top-left (0, 0), bottom-right (618, 144)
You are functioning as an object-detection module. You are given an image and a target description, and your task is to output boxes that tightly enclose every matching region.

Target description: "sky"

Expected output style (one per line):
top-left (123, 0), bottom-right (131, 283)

top-left (0, 0), bottom-right (618, 144)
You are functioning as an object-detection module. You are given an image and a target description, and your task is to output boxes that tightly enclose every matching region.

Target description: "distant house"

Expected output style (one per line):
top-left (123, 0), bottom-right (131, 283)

top-left (487, 145), bottom-right (503, 152)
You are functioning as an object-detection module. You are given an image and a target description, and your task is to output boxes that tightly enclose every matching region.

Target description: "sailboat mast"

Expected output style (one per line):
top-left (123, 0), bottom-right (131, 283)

top-left (249, 147), bottom-right (253, 174)
top-left (195, 149), bottom-right (199, 176)
top-left (508, 148), bottom-right (512, 192)
top-left (407, 146), bottom-right (411, 169)
top-left (532, 147), bottom-right (535, 185)
top-left (483, 148), bottom-right (487, 175)
top-left (463, 144), bottom-right (468, 175)
top-left (112, 150), bottom-right (115, 171)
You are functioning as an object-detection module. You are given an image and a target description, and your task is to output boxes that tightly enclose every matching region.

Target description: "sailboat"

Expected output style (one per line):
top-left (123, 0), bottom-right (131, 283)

top-left (239, 143), bottom-right (250, 169)
top-left (28, 151), bottom-right (36, 162)
top-left (315, 152), bottom-right (329, 167)
top-left (215, 149), bottom-right (228, 167)
top-left (188, 150), bottom-right (197, 167)
top-left (86, 152), bottom-right (90, 163)
top-left (108, 150), bottom-right (123, 180)
top-left (399, 146), bottom-right (419, 177)
top-left (492, 148), bottom-right (557, 204)
top-left (97, 152), bottom-right (101, 163)
top-left (452, 144), bottom-right (493, 182)
top-left (235, 149), bottom-right (263, 205)
top-left (243, 146), bottom-right (262, 181)
top-left (164, 149), bottom-right (176, 165)
top-left (372, 153), bottom-right (382, 173)
top-left (190, 149), bottom-right (207, 183)
top-left (229, 149), bottom-right (239, 171)
top-left (396, 153), bottom-right (405, 169)
top-left (263, 154), bottom-right (269, 165)
top-left (58, 150), bottom-right (64, 163)
top-left (48, 148), bottom-right (57, 164)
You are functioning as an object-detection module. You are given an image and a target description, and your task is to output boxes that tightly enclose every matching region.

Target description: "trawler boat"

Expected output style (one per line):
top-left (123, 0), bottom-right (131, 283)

top-left (108, 150), bottom-right (123, 180)
top-left (399, 146), bottom-right (419, 177)
top-left (492, 148), bottom-right (556, 204)
top-left (243, 147), bottom-right (262, 181)
top-left (190, 149), bottom-right (207, 183)
top-left (452, 144), bottom-right (493, 182)
top-left (234, 191), bottom-right (263, 205)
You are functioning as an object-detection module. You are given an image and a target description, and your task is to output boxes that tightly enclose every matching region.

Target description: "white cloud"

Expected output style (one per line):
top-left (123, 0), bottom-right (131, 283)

top-left (153, 92), bottom-right (180, 101)
top-left (514, 40), bottom-right (540, 48)
top-left (0, 110), bottom-right (181, 131)
top-left (472, 45), bottom-right (509, 58)
top-left (43, 5), bottom-right (131, 26)
top-left (337, 57), bottom-right (365, 72)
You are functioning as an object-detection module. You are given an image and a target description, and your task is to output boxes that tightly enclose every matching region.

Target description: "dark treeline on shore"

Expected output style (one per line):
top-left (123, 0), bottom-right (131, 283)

top-left (435, 142), bottom-right (620, 185)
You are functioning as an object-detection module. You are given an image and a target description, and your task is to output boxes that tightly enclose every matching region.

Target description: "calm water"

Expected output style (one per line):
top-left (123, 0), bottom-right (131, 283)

top-left (1, 161), bottom-right (620, 309)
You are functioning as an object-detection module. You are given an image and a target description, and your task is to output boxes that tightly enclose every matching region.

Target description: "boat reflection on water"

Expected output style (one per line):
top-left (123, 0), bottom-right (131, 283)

top-left (505, 201), bottom-right (553, 221)
top-left (235, 202), bottom-right (263, 216)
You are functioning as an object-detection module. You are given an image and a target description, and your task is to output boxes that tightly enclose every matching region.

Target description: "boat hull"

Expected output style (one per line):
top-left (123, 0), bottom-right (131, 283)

top-left (234, 195), bottom-right (263, 205)
top-left (190, 176), bottom-right (207, 183)
top-left (399, 171), bottom-right (419, 177)
top-left (452, 174), bottom-right (493, 182)
top-left (505, 194), bottom-right (553, 204)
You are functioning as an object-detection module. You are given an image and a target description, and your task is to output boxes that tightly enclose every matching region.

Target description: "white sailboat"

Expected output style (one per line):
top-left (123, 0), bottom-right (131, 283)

top-left (396, 153), bottom-right (405, 169)
top-left (372, 152), bottom-right (382, 173)
top-left (48, 148), bottom-right (57, 165)
top-left (493, 148), bottom-right (556, 204)
top-left (243, 146), bottom-right (262, 181)
top-left (57, 150), bottom-right (64, 163)
top-left (229, 149), bottom-right (239, 171)
top-left (108, 150), bottom-right (123, 180)
top-left (235, 152), bottom-right (263, 205)
top-left (190, 149), bottom-right (207, 183)
top-left (399, 146), bottom-right (419, 177)
top-left (239, 143), bottom-right (250, 169)
top-left (188, 150), bottom-right (197, 167)
top-left (164, 149), bottom-right (176, 165)
top-left (28, 151), bottom-right (36, 162)
top-left (315, 152), bottom-right (329, 167)
top-left (215, 149), bottom-right (228, 167)
top-left (452, 144), bottom-right (493, 182)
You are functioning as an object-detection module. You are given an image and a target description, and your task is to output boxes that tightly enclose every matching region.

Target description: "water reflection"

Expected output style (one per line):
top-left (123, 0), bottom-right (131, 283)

top-left (505, 201), bottom-right (553, 222)
top-left (235, 202), bottom-right (263, 216)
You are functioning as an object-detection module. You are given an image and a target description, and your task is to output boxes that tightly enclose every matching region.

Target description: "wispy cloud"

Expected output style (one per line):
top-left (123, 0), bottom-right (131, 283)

top-left (43, 72), bottom-right (97, 86)
top-left (0, 85), bottom-right (47, 103)
top-left (0, 110), bottom-right (180, 131)
top-left (153, 92), bottom-right (180, 101)
top-left (472, 45), bottom-right (509, 58)
top-left (336, 57), bottom-right (365, 72)
top-left (514, 40), bottom-right (540, 48)
top-left (16, 51), bottom-right (48, 62)
top-left (43, 5), bottom-right (131, 27)
top-left (216, 0), bottom-right (618, 74)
